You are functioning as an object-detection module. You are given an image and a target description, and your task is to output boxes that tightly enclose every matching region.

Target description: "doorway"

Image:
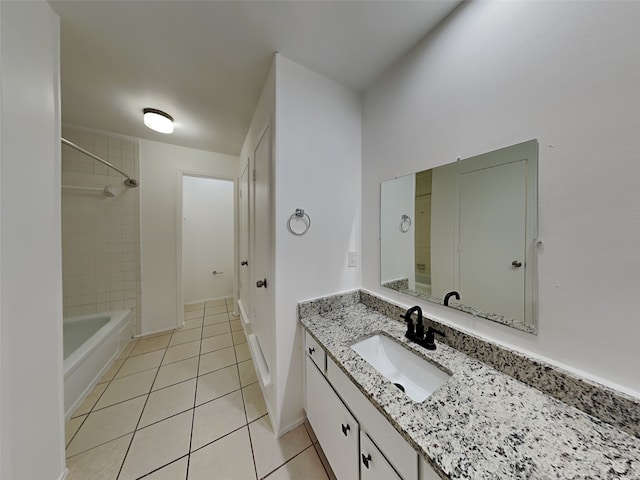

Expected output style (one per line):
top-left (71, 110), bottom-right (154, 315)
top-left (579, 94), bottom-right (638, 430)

top-left (180, 175), bottom-right (235, 310)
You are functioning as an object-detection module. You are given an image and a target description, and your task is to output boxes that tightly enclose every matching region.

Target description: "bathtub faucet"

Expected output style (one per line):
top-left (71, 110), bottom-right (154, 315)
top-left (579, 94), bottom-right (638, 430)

top-left (444, 291), bottom-right (460, 307)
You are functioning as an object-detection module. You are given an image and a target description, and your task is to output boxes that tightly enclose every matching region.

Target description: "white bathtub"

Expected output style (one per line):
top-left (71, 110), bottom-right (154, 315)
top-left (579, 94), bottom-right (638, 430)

top-left (63, 310), bottom-right (132, 420)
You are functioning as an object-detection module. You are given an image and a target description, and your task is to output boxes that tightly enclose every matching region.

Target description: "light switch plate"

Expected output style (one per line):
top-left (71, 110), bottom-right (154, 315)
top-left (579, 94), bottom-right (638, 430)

top-left (348, 251), bottom-right (357, 267)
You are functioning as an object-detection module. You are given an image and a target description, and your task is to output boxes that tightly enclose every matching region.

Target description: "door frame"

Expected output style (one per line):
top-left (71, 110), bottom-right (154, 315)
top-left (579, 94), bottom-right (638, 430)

top-left (176, 169), bottom-right (238, 329)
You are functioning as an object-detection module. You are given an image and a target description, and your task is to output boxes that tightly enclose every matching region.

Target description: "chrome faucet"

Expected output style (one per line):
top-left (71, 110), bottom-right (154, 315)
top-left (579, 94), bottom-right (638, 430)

top-left (444, 291), bottom-right (460, 307)
top-left (400, 306), bottom-right (444, 350)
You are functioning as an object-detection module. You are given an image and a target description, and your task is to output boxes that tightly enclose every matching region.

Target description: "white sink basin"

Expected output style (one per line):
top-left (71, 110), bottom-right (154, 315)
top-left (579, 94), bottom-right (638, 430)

top-left (351, 334), bottom-right (450, 402)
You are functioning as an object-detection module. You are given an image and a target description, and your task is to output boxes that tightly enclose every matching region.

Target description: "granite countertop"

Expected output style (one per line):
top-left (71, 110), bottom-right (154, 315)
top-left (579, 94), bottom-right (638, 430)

top-left (300, 303), bottom-right (640, 479)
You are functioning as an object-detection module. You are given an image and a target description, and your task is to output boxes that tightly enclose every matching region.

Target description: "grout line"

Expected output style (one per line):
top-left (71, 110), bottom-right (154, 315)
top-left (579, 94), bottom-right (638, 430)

top-left (185, 303), bottom-right (206, 479)
top-left (115, 329), bottom-right (173, 480)
top-left (136, 454), bottom-right (189, 479)
top-left (260, 444), bottom-right (317, 480)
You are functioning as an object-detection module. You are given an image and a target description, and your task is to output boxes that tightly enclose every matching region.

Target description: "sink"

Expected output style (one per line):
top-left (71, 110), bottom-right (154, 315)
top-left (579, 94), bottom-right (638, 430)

top-left (351, 334), bottom-right (451, 402)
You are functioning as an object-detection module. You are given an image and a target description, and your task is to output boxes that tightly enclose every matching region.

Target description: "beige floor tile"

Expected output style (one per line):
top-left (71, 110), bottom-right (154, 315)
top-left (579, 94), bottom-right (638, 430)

top-left (162, 340), bottom-right (200, 365)
top-left (235, 342), bottom-right (251, 363)
top-left (238, 359), bottom-right (258, 386)
top-left (65, 415), bottom-right (86, 447)
top-left (94, 369), bottom-right (156, 409)
top-left (169, 327), bottom-right (201, 346)
top-left (191, 390), bottom-right (246, 451)
top-left (119, 411), bottom-right (192, 480)
top-left (188, 427), bottom-right (257, 480)
top-left (66, 433), bottom-right (132, 480)
top-left (117, 339), bottom-right (139, 360)
top-left (304, 420), bottom-right (318, 444)
top-left (232, 330), bottom-right (247, 345)
top-left (184, 309), bottom-right (204, 320)
top-left (183, 317), bottom-right (204, 330)
top-left (200, 332), bottom-right (233, 354)
top-left (198, 347), bottom-right (236, 376)
top-left (131, 334), bottom-right (172, 356)
top-left (153, 357), bottom-right (199, 391)
top-left (205, 298), bottom-right (226, 307)
top-left (66, 396), bottom-right (146, 457)
top-left (264, 446), bottom-right (329, 480)
top-left (196, 365), bottom-right (240, 406)
top-left (230, 319), bottom-right (243, 332)
top-left (205, 304), bottom-right (227, 316)
top-left (249, 416), bottom-right (312, 479)
top-left (139, 378), bottom-right (197, 428)
top-left (99, 358), bottom-right (125, 383)
top-left (242, 383), bottom-right (268, 422)
top-left (72, 382), bottom-right (108, 417)
top-left (144, 456), bottom-right (188, 479)
top-left (116, 349), bottom-right (164, 378)
top-left (184, 301), bottom-right (205, 312)
top-left (202, 323), bottom-right (231, 339)
top-left (314, 443), bottom-right (337, 480)
top-left (203, 312), bottom-right (229, 326)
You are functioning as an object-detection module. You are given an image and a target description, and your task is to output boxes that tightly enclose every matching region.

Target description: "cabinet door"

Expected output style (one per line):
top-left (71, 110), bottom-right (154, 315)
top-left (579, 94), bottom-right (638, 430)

top-left (419, 455), bottom-right (441, 480)
top-left (306, 358), bottom-right (358, 480)
top-left (360, 431), bottom-right (403, 480)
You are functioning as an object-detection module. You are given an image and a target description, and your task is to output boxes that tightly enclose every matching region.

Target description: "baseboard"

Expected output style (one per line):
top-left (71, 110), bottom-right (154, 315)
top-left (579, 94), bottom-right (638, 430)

top-left (276, 415), bottom-right (306, 439)
top-left (184, 295), bottom-right (233, 306)
top-left (135, 325), bottom-right (176, 337)
top-left (58, 467), bottom-right (69, 480)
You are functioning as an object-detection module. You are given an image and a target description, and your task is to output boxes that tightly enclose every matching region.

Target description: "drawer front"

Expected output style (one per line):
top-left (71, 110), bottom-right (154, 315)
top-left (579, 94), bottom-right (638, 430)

top-left (361, 431), bottom-right (403, 480)
top-left (327, 356), bottom-right (418, 480)
top-left (305, 330), bottom-right (326, 373)
top-left (306, 358), bottom-right (359, 480)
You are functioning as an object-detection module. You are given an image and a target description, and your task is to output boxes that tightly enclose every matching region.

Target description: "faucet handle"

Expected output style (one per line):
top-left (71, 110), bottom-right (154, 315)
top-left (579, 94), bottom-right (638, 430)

top-left (427, 327), bottom-right (445, 337)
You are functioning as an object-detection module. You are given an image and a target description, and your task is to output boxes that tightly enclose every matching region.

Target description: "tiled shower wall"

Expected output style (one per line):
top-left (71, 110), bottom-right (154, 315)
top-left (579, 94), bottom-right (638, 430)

top-left (61, 126), bottom-right (142, 333)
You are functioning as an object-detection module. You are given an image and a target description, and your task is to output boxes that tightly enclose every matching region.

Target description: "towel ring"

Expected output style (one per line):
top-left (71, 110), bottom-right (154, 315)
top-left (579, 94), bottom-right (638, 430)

top-left (400, 214), bottom-right (412, 233)
top-left (287, 208), bottom-right (311, 236)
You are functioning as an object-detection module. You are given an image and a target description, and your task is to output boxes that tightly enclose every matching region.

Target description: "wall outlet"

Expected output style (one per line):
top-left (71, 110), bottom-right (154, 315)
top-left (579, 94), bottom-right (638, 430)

top-left (348, 251), bottom-right (357, 267)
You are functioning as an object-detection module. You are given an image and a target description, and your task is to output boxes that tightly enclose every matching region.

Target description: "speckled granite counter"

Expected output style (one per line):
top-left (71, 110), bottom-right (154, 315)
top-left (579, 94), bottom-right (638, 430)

top-left (300, 301), bottom-right (640, 479)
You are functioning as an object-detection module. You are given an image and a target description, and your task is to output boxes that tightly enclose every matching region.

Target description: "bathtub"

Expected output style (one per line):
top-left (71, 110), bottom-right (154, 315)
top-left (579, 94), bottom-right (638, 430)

top-left (63, 310), bottom-right (132, 420)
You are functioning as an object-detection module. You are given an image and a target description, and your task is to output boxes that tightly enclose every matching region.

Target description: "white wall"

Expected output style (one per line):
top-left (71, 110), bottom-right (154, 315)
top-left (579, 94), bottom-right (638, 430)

top-left (61, 126), bottom-right (142, 331)
top-left (0, 2), bottom-right (66, 479)
top-left (139, 140), bottom-right (239, 334)
top-left (380, 174), bottom-right (415, 286)
top-left (274, 55), bottom-right (362, 432)
top-left (182, 176), bottom-right (234, 303)
top-left (362, 1), bottom-right (640, 396)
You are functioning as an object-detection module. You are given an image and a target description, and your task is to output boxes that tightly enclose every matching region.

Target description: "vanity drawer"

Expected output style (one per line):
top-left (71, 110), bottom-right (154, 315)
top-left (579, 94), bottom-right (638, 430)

top-left (327, 356), bottom-right (418, 480)
top-left (305, 330), bottom-right (326, 373)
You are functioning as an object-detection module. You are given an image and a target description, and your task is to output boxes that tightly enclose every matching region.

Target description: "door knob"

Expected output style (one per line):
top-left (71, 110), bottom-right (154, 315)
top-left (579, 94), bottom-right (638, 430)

top-left (256, 278), bottom-right (268, 288)
top-left (511, 260), bottom-right (523, 268)
top-left (241, 260), bottom-right (248, 266)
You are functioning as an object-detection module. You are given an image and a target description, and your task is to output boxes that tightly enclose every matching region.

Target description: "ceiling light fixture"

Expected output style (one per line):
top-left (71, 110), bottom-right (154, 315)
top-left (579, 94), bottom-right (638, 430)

top-left (143, 108), bottom-right (174, 134)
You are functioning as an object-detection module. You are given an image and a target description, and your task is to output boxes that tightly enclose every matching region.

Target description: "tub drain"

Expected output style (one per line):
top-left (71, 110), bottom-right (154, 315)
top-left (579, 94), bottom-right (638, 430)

top-left (393, 382), bottom-right (405, 392)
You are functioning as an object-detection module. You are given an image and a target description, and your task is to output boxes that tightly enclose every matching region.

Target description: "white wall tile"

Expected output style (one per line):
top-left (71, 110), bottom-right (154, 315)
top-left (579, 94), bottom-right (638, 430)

top-left (62, 127), bottom-right (142, 329)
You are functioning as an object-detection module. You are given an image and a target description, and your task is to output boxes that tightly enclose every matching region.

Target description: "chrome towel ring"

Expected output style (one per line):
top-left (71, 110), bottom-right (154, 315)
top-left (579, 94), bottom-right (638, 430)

top-left (400, 214), bottom-right (412, 233)
top-left (288, 208), bottom-right (311, 236)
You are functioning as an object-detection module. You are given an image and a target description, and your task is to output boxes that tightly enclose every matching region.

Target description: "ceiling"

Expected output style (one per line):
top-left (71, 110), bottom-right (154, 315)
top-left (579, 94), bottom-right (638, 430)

top-left (50, 1), bottom-right (461, 156)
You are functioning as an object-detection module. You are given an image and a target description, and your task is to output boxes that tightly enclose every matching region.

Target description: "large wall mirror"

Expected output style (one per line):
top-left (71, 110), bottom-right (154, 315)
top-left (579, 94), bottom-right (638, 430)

top-left (380, 140), bottom-right (539, 334)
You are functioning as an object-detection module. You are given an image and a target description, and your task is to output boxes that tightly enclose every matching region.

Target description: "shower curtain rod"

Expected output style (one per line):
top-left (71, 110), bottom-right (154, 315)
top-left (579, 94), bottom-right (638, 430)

top-left (61, 138), bottom-right (139, 187)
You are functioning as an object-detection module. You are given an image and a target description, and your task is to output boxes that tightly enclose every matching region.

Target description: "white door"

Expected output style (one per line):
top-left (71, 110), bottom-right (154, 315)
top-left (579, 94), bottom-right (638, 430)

top-left (458, 160), bottom-right (526, 322)
top-left (239, 164), bottom-right (250, 317)
top-left (252, 125), bottom-right (272, 372)
top-left (182, 176), bottom-right (234, 303)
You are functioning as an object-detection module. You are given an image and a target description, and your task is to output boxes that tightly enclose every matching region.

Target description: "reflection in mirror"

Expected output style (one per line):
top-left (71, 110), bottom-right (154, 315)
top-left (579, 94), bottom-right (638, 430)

top-left (380, 140), bottom-right (538, 334)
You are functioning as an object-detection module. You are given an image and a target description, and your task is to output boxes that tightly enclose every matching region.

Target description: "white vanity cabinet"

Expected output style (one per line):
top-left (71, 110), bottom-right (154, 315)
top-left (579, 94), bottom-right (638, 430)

top-left (360, 431), bottom-right (403, 480)
top-left (304, 331), bottom-right (442, 480)
top-left (306, 358), bottom-right (359, 479)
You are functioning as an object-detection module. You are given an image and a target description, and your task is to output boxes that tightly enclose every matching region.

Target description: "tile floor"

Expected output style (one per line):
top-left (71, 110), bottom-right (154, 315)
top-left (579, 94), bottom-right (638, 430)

top-left (65, 298), bottom-right (336, 480)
